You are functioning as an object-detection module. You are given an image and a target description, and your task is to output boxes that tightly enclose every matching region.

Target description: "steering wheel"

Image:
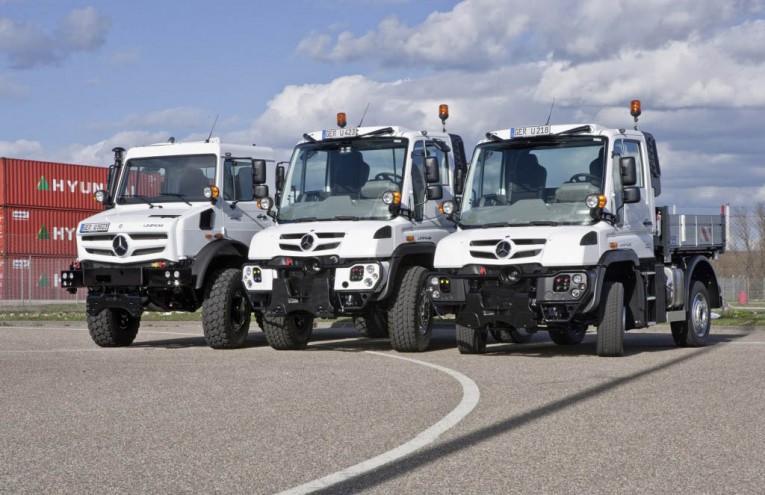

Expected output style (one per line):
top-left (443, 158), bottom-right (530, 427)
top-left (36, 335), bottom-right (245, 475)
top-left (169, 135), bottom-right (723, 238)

top-left (374, 172), bottom-right (403, 182)
top-left (568, 173), bottom-right (600, 184)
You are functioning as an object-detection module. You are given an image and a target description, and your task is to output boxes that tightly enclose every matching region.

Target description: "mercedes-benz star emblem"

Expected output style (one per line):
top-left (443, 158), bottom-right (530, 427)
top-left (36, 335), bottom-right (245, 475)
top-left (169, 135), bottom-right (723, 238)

top-left (112, 235), bottom-right (129, 256)
top-left (495, 240), bottom-right (512, 258)
top-left (300, 234), bottom-right (315, 251)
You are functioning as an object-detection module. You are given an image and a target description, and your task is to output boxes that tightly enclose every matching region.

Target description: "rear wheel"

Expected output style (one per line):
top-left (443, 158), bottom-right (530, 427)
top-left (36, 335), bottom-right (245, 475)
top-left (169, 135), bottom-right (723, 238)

top-left (549, 323), bottom-right (587, 345)
top-left (202, 268), bottom-right (251, 349)
top-left (490, 326), bottom-right (534, 344)
top-left (354, 305), bottom-right (389, 338)
top-left (597, 281), bottom-right (625, 357)
top-left (87, 308), bottom-right (141, 347)
top-left (262, 314), bottom-right (314, 350)
top-left (671, 281), bottom-right (711, 347)
top-left (388, 266), bottom-right (433, 352)
top-left (456, 323), bottom-right (488, 354)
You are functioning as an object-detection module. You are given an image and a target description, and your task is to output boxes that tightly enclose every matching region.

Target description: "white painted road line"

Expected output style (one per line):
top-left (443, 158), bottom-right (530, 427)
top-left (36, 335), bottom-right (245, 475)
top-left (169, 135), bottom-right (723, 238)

top-left (278, 351), bottom-right (480, 495)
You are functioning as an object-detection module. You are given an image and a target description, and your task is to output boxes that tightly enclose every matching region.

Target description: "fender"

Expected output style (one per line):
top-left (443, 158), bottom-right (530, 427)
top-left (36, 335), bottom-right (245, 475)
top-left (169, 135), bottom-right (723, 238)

top-left (192, 239), bottom-right (249, 289)
top-left (583, 249), bottom-right (641, 314)
top-left (378, 242), bottom-right (437, 300)
top-left (684, 255), bottom-right (722, 308)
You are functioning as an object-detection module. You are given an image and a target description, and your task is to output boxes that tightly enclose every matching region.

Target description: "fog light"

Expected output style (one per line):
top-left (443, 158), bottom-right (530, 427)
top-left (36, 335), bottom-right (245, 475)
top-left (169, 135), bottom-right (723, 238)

top-left (173, 270), bottom-right (180, 278)
top-left (432, 290), bottom-right (441, 299)
top-left (571, 289), bottom-right (581, 298)
top-left (572, 274), bottom-right (583, 284)
top-left (430, 276), bottom-right (439, 286)
top-left (165, 271), bottom-right (171, 278)
top-left (364, 278), bottom-right (373, 287)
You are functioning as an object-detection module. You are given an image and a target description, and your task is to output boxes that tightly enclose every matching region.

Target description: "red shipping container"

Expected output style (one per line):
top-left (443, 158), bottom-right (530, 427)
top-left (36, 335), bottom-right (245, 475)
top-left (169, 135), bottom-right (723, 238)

top-left (0, 157), bottom-right (107, 210)
top-left (0, 206), bottom-right (96, 256)
top-left (0, 255), bottom-right (82, 302)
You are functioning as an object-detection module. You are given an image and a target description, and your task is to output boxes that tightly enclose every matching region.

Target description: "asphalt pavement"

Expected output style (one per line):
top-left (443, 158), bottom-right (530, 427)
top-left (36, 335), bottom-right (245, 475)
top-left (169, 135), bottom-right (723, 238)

top-left (1, 321), bottom-right (763, 494)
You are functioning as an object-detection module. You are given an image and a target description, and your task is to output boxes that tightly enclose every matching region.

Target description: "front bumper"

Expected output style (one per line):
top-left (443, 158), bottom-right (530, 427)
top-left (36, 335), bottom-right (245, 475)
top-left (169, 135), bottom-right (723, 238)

top-left (427, 265), bottom-right (597, 329)
top-left (243, 260), bottom-right (387, 318)
top-left (61, 265), bottom-right (193, 290)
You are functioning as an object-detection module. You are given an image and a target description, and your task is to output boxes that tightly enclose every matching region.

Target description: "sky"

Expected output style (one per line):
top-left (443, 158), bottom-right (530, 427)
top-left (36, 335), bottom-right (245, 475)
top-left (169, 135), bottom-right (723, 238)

top-left (1, 0), bottom-right (764, 209)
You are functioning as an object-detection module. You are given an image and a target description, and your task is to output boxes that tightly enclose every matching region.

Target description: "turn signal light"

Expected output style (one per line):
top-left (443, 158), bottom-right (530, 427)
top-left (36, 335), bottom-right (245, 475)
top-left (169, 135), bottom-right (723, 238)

top-left (337, 112), bottom-right (347, 129)
top-left (204, 186), bottom-right (219, 199)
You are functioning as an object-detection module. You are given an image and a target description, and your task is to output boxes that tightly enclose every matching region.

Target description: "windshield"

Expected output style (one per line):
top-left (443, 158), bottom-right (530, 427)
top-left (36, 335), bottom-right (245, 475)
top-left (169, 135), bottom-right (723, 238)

top-left (277, 137), bottom-right (407, 222)
top-left (460, 137), bottom-right (606, 227)
top-left (117, 154), bottom-right (216, 204)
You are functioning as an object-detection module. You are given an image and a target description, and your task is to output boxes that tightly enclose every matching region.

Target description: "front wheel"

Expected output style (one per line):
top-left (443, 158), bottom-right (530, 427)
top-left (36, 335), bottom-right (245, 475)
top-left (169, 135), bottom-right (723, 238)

top-left (490, 326), bottom-right (534, 344)
top-left (262, 314), bottom-right (314, 350)
top-left (671, 281), bottom-right (711, 347)
top-left (87, 308), bottom-right (141, 347)
top-left (549, 323), bottom-right (587, 345)
top-left (202, 268), bottom-right (251, 349)
top-left (597, 281), bottom-right (625, 357)
top-left (354, 305), bottom-right (389, 338)
top-left (456, 324), bottom-right (488, 354)
top-left (388, 266), bottom-right (433, 352)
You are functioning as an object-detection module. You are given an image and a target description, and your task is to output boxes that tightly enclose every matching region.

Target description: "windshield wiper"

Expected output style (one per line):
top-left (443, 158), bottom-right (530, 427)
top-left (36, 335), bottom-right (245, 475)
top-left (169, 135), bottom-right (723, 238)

top-left (121, 195), bottom-right (160, 208)
top-left (529, 221), bottom-right (559, 226)
top-left (332, 215), bottom-right (360, 221)
top-left (162, 193), bottom-right (192, 206)
top-left (283, 217), bottom-right (319, 223)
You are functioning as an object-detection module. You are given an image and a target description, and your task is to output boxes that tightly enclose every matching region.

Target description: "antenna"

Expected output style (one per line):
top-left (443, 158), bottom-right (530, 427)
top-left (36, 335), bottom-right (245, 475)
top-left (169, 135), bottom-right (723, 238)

top-left (357, 103), bottom-right (370, 127)
top-left (206, 114), bottom-right (219, 143)
top-left (545, 98), bottom-right (556, 126)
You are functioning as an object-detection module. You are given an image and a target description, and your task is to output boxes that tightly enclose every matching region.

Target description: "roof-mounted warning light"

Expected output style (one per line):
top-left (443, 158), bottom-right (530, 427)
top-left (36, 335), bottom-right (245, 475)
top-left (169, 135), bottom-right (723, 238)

top-left (337, 112), bottom-right (347, 129)
top-left (439, 104), bottom-right (449, 132)
top-left (631, 100), bottom-right (641, 130)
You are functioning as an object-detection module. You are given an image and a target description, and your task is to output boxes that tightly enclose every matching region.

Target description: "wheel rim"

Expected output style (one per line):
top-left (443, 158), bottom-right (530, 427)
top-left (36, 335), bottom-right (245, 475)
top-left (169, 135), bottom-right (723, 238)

top-left (230, 290), bottom-right (247, 332)
top-left (417, 287), bottom-right (432, 335)
top-left (691, 292), bottom-right (709, 337)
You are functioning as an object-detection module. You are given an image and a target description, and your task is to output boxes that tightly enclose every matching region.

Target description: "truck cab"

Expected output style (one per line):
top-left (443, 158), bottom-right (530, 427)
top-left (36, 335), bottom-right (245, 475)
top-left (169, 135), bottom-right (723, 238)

top-left (62, 138), bottom-right (276, 349)
top-left (429, 102), bottom-right (724, 356)
top-left (243, 109), bottom-right (467, 351)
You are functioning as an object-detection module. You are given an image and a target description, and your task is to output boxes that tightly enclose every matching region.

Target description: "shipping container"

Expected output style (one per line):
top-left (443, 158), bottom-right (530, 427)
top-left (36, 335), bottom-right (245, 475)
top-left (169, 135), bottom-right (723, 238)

top-left (0, 255), bottom-right (82, 303)
top-left (0, 157), bottom-right (107, 210)
top-left (0, 206), bottom-right (95, 256)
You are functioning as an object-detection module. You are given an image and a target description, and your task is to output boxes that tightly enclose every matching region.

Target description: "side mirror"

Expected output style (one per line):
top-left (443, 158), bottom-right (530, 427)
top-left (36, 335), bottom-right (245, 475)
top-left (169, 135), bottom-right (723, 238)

top-left (424, 156), bottom-right (440, 183)
top-left (276, 165), bottom-right (285, 192)
top-left (454, 168), bottom-right (465, 196)
top-left (254, 184), bottom-right (269, 199)
top-left (623, 186), bottom-right (641, 203)
top-left (427, 185), bottom-right (443, 201)
top-left (252, 159), bottom-right (267, 185)
top-left (620, 156), bottom-right (638, 186)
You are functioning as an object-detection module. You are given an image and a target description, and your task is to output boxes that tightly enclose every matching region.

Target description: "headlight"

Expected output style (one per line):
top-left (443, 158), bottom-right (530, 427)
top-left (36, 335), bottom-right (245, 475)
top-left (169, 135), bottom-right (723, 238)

top-left (94, 190), bottom-right (106, 203)
top-left (441, 200), bottom-right (455, 215)
top-left (382, 190), bottom-right (401, 205)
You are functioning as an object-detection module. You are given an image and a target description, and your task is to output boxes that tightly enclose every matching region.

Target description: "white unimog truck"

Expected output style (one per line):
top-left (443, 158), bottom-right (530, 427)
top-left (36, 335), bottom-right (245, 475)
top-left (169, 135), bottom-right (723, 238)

top-left (242, 107), bottom-right (468, 352)
top-left (61, 138), bottom-right (276, 349)
top-left (428, 101), bottom-right (725, 356)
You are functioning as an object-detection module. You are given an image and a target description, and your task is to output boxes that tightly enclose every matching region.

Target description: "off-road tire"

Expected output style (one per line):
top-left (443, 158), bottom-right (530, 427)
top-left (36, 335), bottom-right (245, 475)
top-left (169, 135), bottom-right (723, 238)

top-left (671, 281), bottom-right (711, 347)
top-left (549, 323), bottom-right (587, 345)
top-left (262, 314), bottom-right (314, 350)
top-left (456, 323), bottom-right (487, 354)
top-left (202, 268), bottom-right (252, 349)
top-left (87, 308), bottom-right (141, 347)
top-left (490, 326), bottom-right (534, 344)
top-left (597, 281), bottom-right (625, 357)
top-left (354, 306), bottom-right (389, 338)
top-left (387, 265), bottom-right (433, 352)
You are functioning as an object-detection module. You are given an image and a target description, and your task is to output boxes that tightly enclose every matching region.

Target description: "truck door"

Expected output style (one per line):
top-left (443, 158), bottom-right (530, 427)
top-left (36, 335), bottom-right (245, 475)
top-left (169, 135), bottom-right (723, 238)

top-left (220, 158), bottom-right (272, 245)
top-left (613, 139), bottom-right (654, 258)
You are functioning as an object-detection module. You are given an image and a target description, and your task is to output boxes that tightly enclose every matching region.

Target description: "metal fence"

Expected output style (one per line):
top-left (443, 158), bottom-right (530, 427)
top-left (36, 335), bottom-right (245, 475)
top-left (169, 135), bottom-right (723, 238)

top-left (0, 256), bottom-right (83, 308)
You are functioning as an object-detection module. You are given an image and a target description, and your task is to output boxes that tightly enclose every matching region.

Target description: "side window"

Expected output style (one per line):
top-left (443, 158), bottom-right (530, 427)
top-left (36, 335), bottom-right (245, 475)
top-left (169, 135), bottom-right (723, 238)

top-left (223, 159), bottom-right (254, 202)
top-left (619, 140), bottom-right (644, 188)
top-left (425, 142), bottom-right (450, 186)
top-left (411, 141), bottom-right (426, 220)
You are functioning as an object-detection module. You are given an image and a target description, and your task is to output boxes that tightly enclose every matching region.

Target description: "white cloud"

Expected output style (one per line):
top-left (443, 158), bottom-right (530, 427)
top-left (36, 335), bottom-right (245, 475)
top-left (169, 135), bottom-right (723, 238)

top-left (0, 7), bottom-right (110, 69)
top-left (296, 0), bottom-right (764, 69)
top-left (0, 139), bottom-right (44, 159)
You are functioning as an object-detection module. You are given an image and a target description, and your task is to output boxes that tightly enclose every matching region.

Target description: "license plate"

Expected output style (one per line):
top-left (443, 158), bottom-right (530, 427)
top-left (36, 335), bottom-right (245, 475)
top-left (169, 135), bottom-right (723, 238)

top-left (510, 125), bottom-right (551, 138)
top-left (322, 128), bottom-right (358, 139)
top-left (80, 223), bottom-right (110, 233)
